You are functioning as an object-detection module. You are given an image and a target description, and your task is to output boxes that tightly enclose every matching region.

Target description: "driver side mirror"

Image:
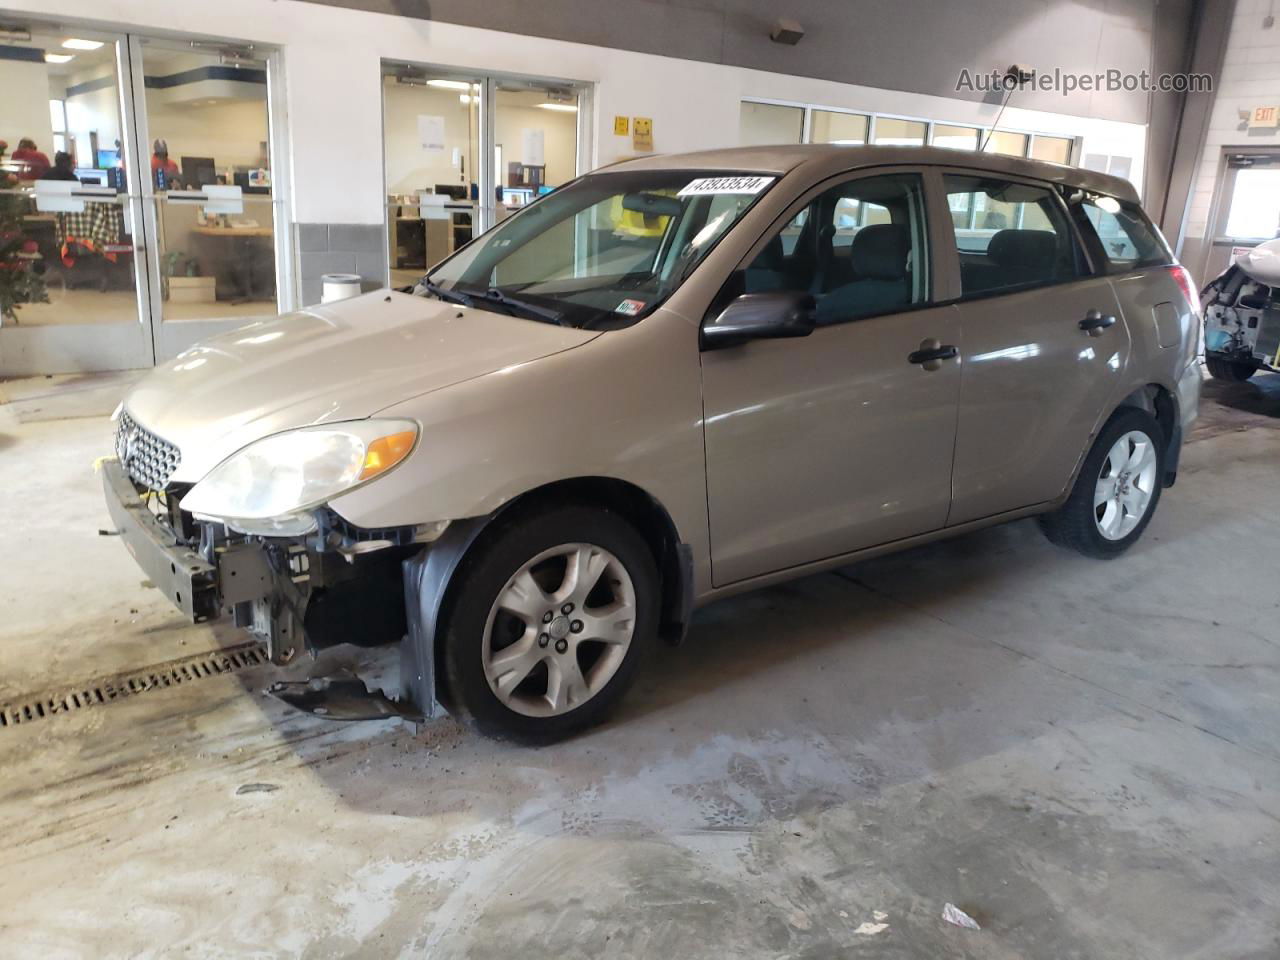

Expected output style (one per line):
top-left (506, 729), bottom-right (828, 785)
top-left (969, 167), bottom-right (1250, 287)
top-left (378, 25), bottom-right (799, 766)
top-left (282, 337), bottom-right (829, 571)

top-left (701, 291), bottom-right (817, 350)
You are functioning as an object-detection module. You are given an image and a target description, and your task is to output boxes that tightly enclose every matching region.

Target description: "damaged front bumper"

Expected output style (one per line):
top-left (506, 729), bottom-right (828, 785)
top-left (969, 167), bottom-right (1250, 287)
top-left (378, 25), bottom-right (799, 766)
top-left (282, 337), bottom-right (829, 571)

top-left (102, 456), bottom-right (222, 622)
top-left (102, 455), bottom-right (445, 721)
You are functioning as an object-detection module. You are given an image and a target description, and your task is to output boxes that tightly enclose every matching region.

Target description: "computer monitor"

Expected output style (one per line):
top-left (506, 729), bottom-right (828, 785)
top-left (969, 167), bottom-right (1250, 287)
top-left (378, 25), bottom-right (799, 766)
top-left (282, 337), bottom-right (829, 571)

top-left (95, 147), bottom-right (120, 169)
top-left (74, 168), bottom-right (108, 186)
top-left (434, 183), bottom-right (467, 201)
top-left (232, 171), bottom-right (271, 195)
top-left (181, 156), bottom-right (216, 189)
top-left (502, 187), bottom-right (534, 207)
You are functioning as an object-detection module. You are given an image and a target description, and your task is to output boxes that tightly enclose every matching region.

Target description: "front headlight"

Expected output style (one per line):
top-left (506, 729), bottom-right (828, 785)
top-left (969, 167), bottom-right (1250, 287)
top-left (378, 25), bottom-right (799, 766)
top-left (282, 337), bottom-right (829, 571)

top-left (179, 420), bottom-right (418, 530)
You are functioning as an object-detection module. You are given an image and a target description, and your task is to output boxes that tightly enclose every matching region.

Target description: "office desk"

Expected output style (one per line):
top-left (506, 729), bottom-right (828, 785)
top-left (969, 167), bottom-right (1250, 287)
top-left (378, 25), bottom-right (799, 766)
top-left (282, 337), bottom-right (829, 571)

top-left (392, 204), bottom-right (473, 270)
top-left (192, 226), bottom-right (275, 301)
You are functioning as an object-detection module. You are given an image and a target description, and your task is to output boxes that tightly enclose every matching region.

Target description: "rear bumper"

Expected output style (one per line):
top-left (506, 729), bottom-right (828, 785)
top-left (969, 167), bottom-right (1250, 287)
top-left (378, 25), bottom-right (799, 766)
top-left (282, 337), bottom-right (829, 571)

top-left (101, 457), bottom-right (220, 622)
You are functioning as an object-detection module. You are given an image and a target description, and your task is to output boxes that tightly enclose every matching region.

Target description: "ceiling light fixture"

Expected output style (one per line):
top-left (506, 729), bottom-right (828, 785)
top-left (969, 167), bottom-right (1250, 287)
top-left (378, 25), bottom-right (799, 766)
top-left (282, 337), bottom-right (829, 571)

top-left (44, 53), bottom-right (74, 63)
top-left (537, 102), bottom-right (578, 112)
top-left (62, 38), bottom-right (104, 50)
top-left (427, 79), bottom-right (472, 91)
top-left (0, 26), bottom-right (32, 42)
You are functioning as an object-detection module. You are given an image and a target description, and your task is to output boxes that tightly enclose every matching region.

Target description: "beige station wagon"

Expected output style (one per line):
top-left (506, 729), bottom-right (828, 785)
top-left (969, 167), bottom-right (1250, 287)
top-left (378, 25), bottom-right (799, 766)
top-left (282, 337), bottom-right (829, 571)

top-left (104, 145), bottom-right (1202, 741)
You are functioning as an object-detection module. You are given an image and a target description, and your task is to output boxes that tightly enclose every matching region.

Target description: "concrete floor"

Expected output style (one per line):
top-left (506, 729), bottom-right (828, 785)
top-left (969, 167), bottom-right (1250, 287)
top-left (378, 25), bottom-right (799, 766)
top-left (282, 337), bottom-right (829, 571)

top-left (1, 370), bottom-right (1278, 959)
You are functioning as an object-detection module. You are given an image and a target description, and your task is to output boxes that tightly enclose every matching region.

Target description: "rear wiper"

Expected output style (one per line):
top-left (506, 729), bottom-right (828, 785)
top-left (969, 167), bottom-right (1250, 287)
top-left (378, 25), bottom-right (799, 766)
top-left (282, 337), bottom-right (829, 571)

top-left (474, 287), bottom-right (565, 325)
top-left (419, 279), bottom-right (473, 306)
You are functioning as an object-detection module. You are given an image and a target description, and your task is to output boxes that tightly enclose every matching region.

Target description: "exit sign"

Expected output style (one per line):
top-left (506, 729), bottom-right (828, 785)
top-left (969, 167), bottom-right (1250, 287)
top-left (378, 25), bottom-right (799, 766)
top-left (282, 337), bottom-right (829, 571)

top-left (1248, 105), bottom-right (1280, 129)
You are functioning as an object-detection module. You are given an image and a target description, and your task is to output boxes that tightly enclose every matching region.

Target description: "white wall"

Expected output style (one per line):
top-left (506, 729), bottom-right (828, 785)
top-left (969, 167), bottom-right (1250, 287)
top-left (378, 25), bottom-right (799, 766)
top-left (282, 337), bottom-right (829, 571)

top-left (3, 0), bottom-right (1149, 227)
top-left (494, 100), bottom-right (577, 186)
top-left (382, 81), bottom-right (475, 195)
top-left (146, 98), bottom-right (269, 173)
top-left (1184, 0), bottom-right (1280, 248)
top-left (0, 58), bottom-right (55, 162)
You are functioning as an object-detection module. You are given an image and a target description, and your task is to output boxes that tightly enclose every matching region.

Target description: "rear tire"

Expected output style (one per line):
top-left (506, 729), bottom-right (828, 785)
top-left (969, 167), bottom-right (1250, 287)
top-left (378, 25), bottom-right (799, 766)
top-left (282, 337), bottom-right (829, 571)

top-left (1039, 407), bottom-right (1166, 559)
top-left (1205, 354), bottom-right (1256, 382)
top-left (440, 505), bottom-right (658, 743)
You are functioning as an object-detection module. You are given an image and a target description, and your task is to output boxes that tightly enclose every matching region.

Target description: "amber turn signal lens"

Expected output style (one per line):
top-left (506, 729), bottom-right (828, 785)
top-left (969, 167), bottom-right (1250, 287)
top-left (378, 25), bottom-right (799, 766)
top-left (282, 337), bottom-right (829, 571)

top-left (358, 429), bottom-right (417, 480)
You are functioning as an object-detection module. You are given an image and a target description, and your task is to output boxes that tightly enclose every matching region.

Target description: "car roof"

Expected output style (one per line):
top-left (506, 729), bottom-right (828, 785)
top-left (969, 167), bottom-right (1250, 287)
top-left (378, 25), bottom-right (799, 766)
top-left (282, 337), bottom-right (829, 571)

top-left (602, 144), bottom-right (1141, 204)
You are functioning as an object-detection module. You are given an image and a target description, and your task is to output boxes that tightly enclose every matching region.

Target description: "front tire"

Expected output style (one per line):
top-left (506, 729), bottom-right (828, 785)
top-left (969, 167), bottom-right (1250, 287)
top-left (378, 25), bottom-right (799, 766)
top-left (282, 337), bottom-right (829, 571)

top-left (441, 505), bottom-right (658, 742)
top-left (1039, 407), bottom-right (1166, 558)
top-left (1205, 354), bottom-right (1257, 382)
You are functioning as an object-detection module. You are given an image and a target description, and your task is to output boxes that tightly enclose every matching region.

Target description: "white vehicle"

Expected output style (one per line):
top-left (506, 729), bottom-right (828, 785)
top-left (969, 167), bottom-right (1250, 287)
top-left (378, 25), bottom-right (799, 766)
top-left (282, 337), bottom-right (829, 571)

top-left (1202, 238), bottom-right (1280, 380)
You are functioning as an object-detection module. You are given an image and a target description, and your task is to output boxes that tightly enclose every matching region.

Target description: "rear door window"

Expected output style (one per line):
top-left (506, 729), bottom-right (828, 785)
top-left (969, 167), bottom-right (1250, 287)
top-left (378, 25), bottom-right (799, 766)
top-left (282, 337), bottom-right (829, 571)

top-left (944, 174), bottom-right (1082, 297)
top-left (1076, 197), bottom-right (1172, 273)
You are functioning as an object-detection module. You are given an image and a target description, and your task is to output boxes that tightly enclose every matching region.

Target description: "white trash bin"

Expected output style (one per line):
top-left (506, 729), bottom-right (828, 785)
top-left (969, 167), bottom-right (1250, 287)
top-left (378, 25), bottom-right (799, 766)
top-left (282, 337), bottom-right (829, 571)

top-left (321, 273), bottom-right (363, 304)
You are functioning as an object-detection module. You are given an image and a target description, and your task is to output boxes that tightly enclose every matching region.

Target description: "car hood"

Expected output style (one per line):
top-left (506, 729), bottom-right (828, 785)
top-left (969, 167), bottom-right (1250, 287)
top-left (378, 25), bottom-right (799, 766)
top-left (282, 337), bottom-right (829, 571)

top-left (123, 291), bottom-right (600, 483)
top-left (1232, 238), bottom-right (1280, 286)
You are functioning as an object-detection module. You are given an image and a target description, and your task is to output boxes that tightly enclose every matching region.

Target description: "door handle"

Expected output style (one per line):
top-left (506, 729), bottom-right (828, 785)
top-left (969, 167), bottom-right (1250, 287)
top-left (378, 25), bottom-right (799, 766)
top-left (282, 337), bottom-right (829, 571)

top-left (908, 339), bottom-right (959, 371)
top-left (1079, 309), bottom-right (1117, 336)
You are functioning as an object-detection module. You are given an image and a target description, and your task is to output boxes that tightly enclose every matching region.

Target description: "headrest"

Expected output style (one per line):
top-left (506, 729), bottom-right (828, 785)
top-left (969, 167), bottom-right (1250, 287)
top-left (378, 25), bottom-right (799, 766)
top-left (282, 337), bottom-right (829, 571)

top-left (987, 229), bottom-right (1058, 270)
top-left (755, 233), bottom-right (785, 271)
top-left (850, 223), bottom-right (911, 281)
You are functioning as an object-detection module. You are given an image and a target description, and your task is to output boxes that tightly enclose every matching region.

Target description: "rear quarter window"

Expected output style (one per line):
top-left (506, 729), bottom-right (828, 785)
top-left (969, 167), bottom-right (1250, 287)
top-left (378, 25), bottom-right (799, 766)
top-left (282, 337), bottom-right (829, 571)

top-left (1077, 198), bottom-right (1172, 274)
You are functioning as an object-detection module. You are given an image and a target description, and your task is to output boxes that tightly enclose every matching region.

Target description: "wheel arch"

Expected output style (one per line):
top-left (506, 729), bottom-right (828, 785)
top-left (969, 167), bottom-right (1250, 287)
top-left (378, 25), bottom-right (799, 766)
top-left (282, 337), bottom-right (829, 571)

top-left (416, 476), bottom-right (693, 714)
top-left (1102, 381), bottom-right (1181, 485)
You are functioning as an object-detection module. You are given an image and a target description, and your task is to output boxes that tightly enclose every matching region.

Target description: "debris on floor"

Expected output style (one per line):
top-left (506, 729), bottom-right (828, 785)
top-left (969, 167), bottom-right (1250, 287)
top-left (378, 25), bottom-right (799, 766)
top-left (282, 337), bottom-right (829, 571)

top-left (854, 920), bottom-right (889, 935)
top-left (942, 902), bottom-right (981, 930)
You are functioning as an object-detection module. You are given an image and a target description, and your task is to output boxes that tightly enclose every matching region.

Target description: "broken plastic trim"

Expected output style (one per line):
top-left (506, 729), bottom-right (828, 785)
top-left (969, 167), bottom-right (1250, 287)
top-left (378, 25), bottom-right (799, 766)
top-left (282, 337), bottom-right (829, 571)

top-left (268, 676), bottom-right (424, 722)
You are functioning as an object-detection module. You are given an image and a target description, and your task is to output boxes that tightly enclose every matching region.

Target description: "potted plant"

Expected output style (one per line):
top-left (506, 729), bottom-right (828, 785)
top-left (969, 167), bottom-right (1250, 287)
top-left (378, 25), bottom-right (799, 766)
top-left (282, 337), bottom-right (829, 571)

top-left (0, 142), bottom-right (50, 324)
top-left (162, 250), bottom-right (215, 304)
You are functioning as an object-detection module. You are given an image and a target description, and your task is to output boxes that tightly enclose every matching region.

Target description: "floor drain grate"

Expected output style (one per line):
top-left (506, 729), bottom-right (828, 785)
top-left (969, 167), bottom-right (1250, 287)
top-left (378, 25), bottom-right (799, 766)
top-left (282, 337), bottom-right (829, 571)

top-left (0, 641), bottom-right (269, 729)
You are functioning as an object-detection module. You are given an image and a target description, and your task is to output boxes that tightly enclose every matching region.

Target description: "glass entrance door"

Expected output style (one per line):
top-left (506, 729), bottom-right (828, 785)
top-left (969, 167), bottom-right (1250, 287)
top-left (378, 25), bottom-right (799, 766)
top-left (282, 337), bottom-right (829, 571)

top-left (130, 35), bottom-right (283, 361)
top-left (380, 63), bottom-right (587, 286)
top-left (381, 65), bottom-right (482, 290)
top-left (0, 22), bottom-right (152, 375)
top-left (1205, 149), bottom-right (1280, 282)
top-left (0, 20), bottom-right (284, 376)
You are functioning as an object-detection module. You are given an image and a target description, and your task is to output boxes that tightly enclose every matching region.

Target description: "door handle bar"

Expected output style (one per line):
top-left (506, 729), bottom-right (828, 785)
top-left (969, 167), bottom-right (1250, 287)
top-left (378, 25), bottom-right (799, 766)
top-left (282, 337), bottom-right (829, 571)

top-left (908, 344), bottom-right (959, 366)
top-left (1079, 309), bottom-right (1117, 334)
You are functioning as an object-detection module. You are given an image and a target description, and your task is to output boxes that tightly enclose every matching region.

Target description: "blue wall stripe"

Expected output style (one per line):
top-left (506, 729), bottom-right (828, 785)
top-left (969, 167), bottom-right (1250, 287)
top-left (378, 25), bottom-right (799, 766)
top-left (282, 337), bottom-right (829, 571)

top-left (63, 64), bottom-right (267, 99)
top-left (0, 46), bottom-right (46, 63)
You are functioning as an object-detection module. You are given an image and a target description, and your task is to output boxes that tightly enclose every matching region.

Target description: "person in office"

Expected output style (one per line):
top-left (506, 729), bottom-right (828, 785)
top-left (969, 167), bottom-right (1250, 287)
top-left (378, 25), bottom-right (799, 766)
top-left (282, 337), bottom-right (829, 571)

top-left (40, 151), bottom-right (80, 182)
top-left (11, 138), bottom-right (50, 179)
top-left (150, 138), bottom-right (180, 189)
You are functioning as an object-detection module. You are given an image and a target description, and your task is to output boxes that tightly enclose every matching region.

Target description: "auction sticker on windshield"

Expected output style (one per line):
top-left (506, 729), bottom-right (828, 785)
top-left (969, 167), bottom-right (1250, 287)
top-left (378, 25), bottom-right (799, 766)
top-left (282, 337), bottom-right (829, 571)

top-left (615, 298), bottom-right (647, 315)
top-left (678, 176), bottom-right (775, 197)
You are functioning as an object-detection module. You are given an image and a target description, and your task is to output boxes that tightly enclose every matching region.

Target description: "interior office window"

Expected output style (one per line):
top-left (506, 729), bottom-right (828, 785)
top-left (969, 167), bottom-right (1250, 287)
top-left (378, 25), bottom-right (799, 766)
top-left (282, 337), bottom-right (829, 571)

top-left (1030, 135), bottom-right (1073, 165)
top-left (983, 130), bottom-right (1028, 157)
top-left (737, 173), bottom-right (928, 324)
top-left (944, 174), bottom-right (1079, 295)
top-left (872, 118), bottom-right (926, 146)
top-left (1078, 197), bottom-right (1171, 272)
top-left (810, 110), bottom-right (868, 145)
top-left (932, 124), bottom-right (980, 151)
top-left (739, 101), bottom-right (804, 146)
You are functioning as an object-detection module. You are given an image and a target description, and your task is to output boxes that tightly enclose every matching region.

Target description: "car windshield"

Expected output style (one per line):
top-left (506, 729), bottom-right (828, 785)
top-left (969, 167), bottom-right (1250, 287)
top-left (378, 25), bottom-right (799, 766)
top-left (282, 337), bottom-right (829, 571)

top-left (421, 169), bottom-right (778, 329)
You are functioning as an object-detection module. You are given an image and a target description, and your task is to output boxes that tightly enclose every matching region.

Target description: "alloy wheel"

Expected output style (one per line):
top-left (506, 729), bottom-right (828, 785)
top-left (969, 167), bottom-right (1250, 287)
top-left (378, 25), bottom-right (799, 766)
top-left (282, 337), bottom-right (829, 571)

top-left (482, 542), bottom-right (637, 718)
top-left (1093, 429), bottom-right (1158, 540)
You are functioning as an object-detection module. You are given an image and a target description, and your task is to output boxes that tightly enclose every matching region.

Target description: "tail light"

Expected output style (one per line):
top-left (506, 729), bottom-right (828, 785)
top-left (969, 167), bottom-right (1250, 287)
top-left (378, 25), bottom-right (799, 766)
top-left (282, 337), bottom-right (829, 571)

top-left (1168, 264), bottom-right (1200, 318)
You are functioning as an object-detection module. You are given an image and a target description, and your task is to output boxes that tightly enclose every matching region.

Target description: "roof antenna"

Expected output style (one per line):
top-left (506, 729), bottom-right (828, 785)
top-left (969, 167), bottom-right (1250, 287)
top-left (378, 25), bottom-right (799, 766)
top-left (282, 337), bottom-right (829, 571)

top-left (981, 65), bottom-right (1033, 151)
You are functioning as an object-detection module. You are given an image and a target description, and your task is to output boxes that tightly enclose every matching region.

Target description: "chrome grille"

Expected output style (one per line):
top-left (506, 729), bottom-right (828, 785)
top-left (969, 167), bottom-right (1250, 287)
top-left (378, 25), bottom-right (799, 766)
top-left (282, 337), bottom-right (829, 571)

top-left (115, 410), bottom-right (181, 490)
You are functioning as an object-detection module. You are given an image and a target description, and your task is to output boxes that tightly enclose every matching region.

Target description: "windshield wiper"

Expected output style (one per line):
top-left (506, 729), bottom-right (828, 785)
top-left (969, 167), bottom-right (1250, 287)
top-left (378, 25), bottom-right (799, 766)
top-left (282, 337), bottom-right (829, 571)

top-left (473, 287), bottom-right (565, 325)
top-left (419, 279), bottom-right (473, 306)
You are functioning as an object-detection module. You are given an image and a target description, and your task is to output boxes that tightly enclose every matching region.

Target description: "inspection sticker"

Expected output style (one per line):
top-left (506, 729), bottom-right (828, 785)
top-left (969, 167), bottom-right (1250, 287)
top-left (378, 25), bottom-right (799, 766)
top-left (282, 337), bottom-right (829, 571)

top-left (615, 298), bottom-right (647, 315)
top-left (677, 175), bottom-right (775, 197)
